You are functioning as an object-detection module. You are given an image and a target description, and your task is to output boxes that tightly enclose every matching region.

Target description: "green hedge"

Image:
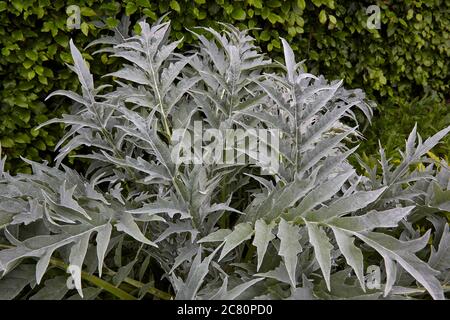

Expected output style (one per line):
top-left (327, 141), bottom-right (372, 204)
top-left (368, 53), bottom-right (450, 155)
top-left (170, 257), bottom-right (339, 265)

top-left (1, 0), bottom-right (449, 172)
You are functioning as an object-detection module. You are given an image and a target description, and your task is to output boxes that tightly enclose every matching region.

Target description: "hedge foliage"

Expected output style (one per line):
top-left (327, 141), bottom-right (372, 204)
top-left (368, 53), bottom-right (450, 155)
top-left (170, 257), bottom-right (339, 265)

top-left (0, 0), bottom-right (449, 173)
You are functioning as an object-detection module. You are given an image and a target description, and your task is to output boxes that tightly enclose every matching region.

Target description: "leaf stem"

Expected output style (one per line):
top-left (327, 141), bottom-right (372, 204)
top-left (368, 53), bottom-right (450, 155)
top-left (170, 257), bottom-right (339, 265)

top-left (49, 258), bottom-right (136, 300)
top-left (0, 243), bottom-right (172, 300)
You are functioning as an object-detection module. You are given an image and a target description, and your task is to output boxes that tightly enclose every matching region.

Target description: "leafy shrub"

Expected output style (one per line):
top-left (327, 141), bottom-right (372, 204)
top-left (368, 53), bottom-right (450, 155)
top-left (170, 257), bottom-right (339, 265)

top-left (0, 0), bottom-right (119, 173)
top-left (1, 1), bottom-right (448, 173)
top-left (0, 19), bottom-right (449, 300)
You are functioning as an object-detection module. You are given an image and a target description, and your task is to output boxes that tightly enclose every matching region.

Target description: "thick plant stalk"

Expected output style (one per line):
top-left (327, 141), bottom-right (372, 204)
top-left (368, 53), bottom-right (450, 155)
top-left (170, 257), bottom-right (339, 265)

top-left (0, 244), bottom-right (172, 300)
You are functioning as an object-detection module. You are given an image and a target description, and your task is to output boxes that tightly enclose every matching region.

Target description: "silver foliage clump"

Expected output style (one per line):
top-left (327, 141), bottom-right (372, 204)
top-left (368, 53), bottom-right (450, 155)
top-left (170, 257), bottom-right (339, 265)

top-left (0, 18), bottom-right (449, 300)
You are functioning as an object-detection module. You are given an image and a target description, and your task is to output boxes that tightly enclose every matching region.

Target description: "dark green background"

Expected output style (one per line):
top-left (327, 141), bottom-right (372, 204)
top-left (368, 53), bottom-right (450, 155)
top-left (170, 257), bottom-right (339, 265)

top-left (0, 0), bottom-right (448, 173)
